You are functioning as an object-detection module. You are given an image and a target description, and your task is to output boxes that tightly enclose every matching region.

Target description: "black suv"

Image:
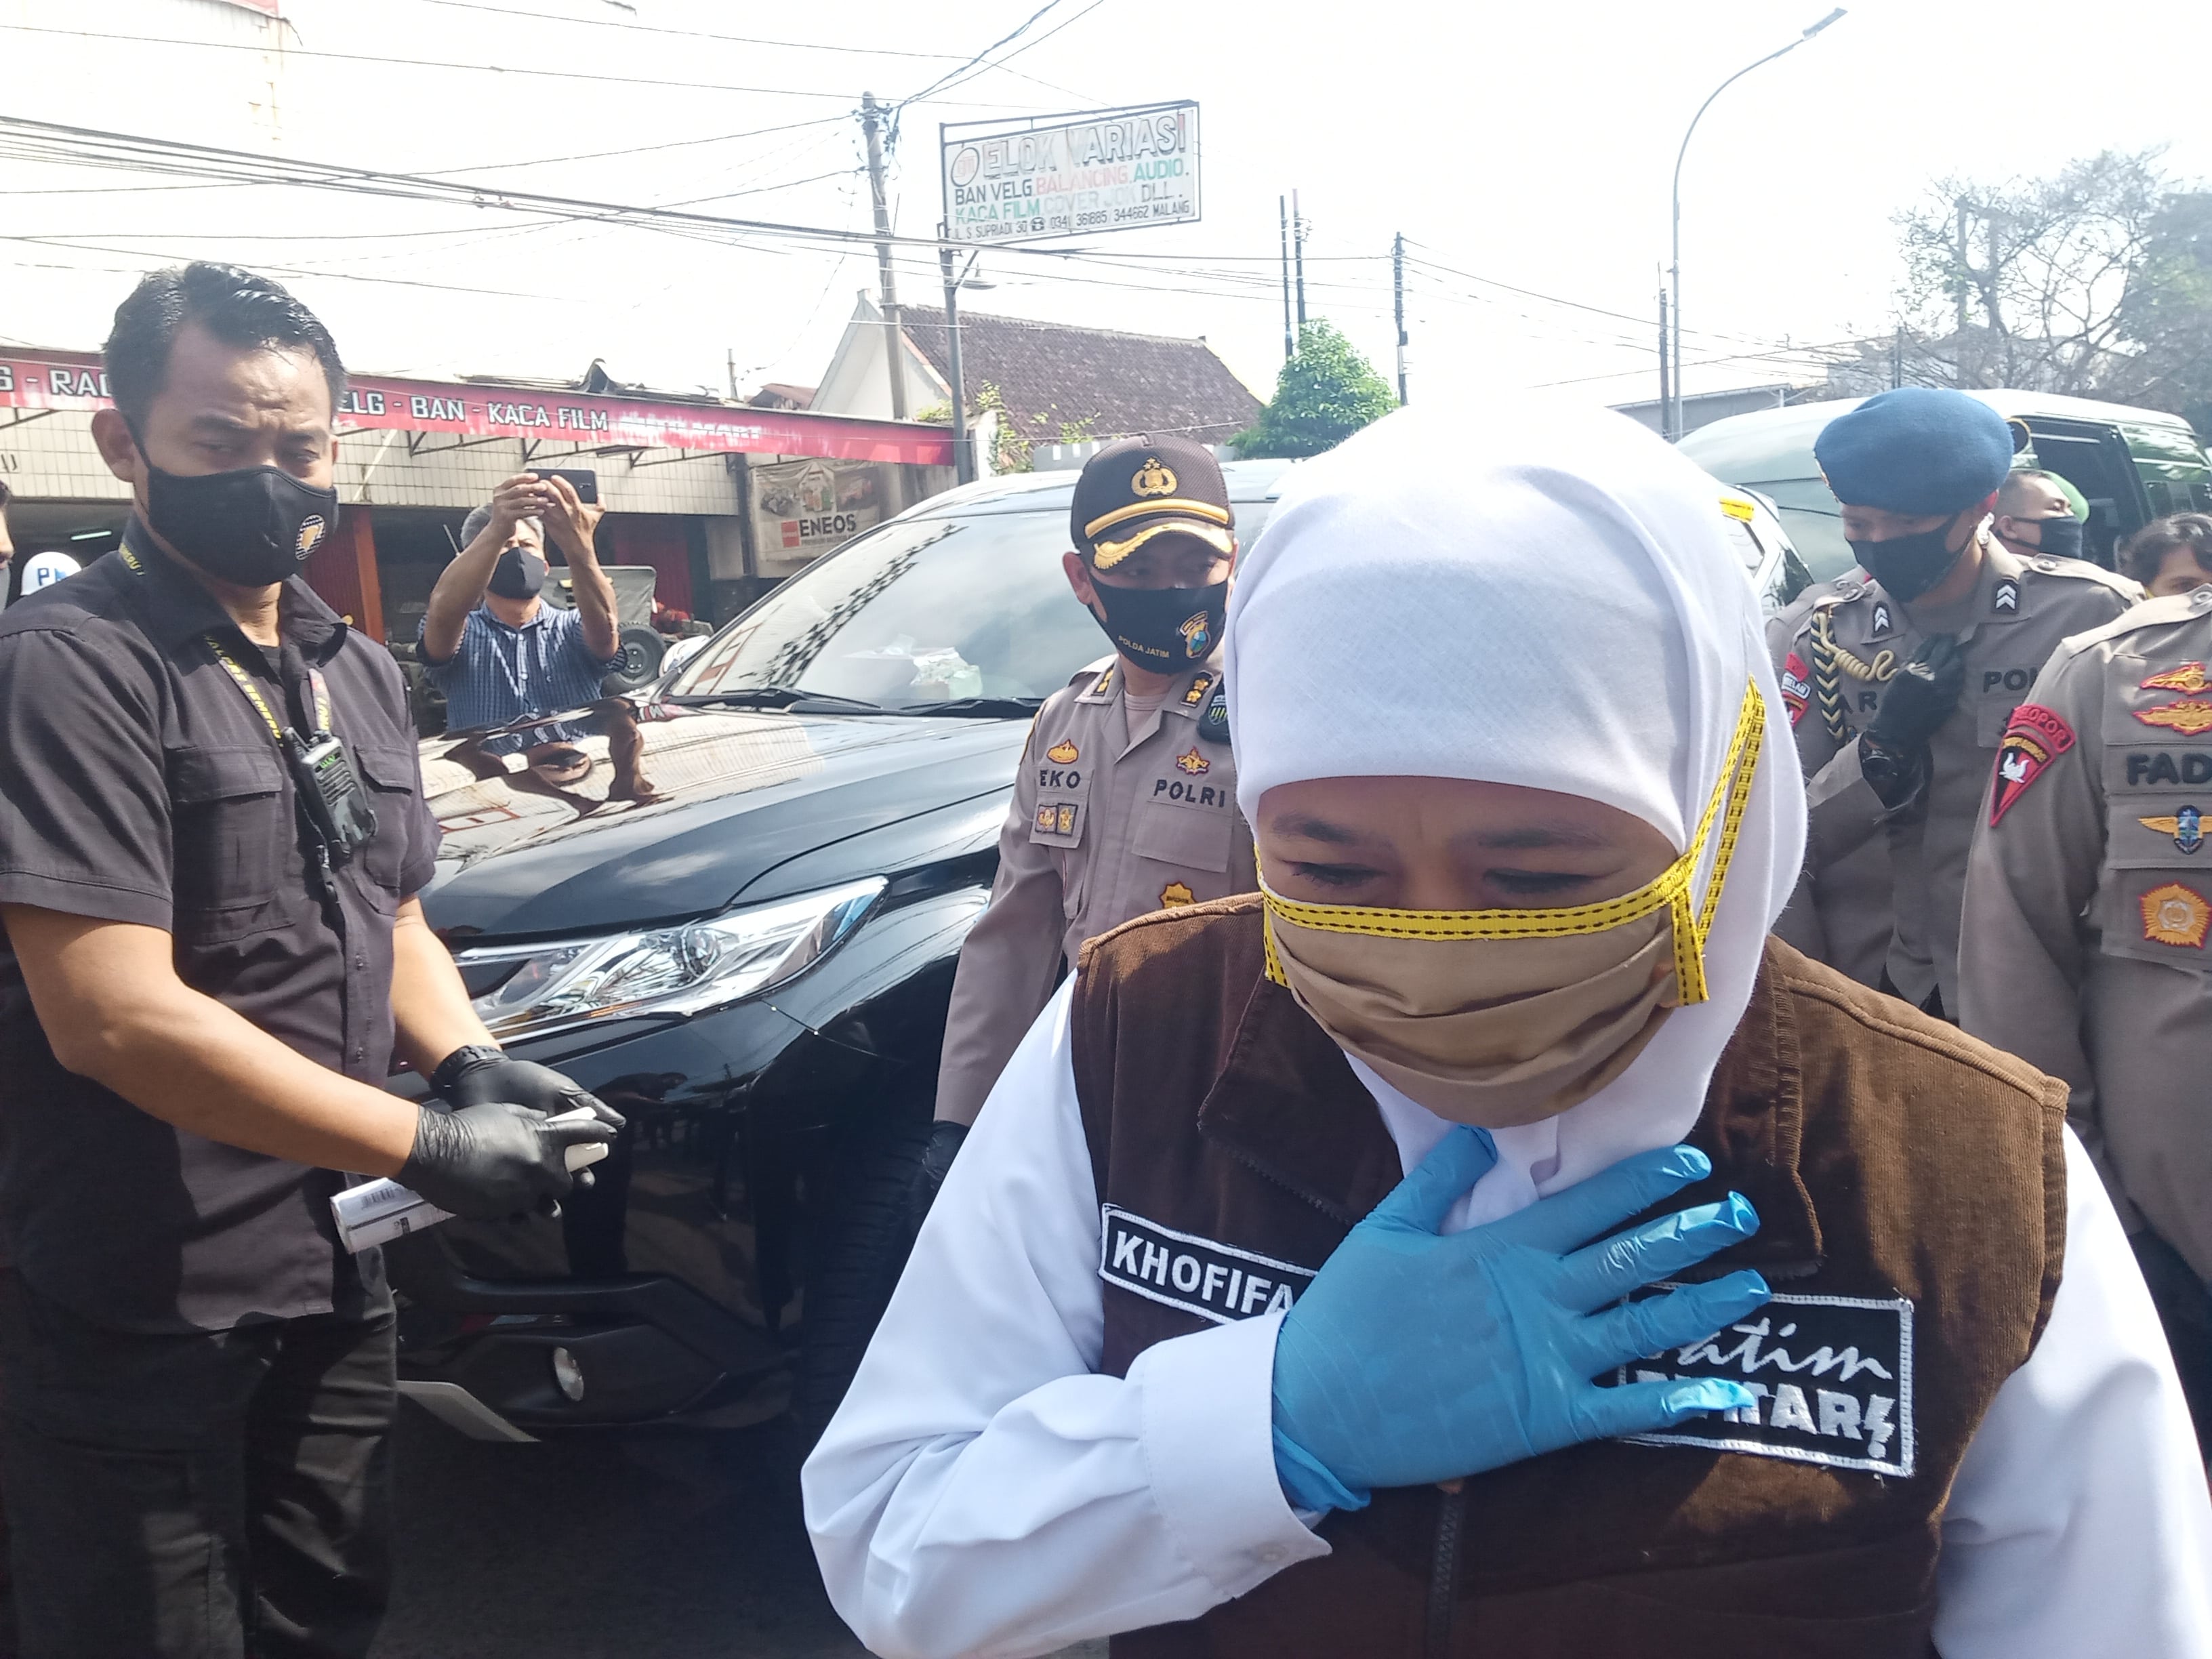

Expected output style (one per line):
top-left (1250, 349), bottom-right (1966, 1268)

top-left (388, 459), bottom-right (1292, 1441)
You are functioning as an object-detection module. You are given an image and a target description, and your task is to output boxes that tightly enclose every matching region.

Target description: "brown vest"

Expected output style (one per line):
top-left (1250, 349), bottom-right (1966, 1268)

top-left (1071, 895), bottom-right (2066, 1659)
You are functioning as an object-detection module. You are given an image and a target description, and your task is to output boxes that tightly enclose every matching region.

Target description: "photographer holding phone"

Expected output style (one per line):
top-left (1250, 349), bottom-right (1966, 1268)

top-left (419, 469), bottom-right (619, 731)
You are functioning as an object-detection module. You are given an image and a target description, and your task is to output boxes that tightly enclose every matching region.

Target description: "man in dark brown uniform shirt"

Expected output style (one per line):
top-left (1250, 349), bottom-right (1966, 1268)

top-left (0, 264), bottom-right (616, 1658)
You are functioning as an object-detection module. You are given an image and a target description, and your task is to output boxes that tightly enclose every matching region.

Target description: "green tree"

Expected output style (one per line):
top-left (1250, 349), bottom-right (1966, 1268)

top-left (2116, 192), bottom-right (2212, 436)
top-left (1234, 319), bottom-right (1397, 459)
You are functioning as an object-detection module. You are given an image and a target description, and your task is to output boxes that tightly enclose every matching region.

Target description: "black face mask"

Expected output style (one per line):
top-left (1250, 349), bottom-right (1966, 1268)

top-left (2028, 516), bottom-right (2085, 560)
top-left (142, 459), bottom-right (339, 588)
top-left (1847, 510), bottom-right (1970, 604)
top-left (1086, 577), bottom-right (1229, 672)
top-left (489, 545), bottom-right (548, 600)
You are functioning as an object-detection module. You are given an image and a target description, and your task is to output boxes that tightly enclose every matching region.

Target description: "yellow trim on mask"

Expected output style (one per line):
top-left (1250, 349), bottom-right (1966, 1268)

top-left (1261, 680), bottom-right (1766, 1006)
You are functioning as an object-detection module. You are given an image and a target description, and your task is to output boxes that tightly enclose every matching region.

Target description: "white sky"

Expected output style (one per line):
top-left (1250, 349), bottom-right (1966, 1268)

top-left (5, 0), bottom-right (2211, 419)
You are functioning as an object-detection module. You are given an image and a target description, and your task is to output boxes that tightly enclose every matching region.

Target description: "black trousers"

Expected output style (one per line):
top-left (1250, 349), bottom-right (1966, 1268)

top-left (0, 1273), bottom-right (396, 1659)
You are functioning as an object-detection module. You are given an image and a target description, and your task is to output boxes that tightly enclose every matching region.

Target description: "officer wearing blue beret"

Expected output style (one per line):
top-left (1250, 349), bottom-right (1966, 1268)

top-left (1768, 388), bottom-right (2140, 1017)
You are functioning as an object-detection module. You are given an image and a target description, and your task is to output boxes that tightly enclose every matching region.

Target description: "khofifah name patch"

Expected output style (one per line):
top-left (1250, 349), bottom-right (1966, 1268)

top-left (1097, 1206), bottom-right (1316, 1324)
top-left (1612, 1290), bottom-right (1916, 1477)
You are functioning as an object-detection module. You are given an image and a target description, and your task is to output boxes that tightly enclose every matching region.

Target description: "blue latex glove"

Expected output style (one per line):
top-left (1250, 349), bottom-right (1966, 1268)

top-left (1271, 1129), bottom-right (1770, 1513)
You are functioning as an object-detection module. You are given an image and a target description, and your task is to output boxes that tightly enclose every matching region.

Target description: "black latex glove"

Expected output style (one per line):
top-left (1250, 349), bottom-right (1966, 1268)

top-left (905, 1119), bottom-right (970, 1237)
top-left (400, 1101), bottom-right (618, 1221)
top-left (1868, 634), bottom-right (1965, 751)
top-left (436, 1049), bottom-right (624, 1185)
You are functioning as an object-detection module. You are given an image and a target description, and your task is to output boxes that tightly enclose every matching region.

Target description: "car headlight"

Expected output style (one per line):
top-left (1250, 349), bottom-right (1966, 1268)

top-left (453, 877), bottom-right (886, 1044)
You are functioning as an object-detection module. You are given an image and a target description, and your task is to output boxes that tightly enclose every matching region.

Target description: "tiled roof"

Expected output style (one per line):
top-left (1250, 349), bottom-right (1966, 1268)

top-left (899, 305), bottom-right (1262, 447)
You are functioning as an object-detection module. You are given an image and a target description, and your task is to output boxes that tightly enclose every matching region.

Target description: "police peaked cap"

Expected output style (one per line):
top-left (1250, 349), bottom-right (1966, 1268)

top-left (1070, 435), bottom-right (1236, 571)
top-left (1814, 388), bottom-right (2015, 516)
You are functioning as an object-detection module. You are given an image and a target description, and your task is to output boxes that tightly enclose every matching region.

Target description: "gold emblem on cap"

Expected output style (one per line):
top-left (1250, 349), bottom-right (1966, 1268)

top-left (1132, 457), bottom-right (1176, 497)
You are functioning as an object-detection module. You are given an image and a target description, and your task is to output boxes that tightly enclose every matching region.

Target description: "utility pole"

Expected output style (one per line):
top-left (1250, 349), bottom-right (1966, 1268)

top-left (1279, 196), bottom-right (1294, 362)
top-left (1658, 287), bottom-right (1672, 435)
top-left (1292, 189), bottom-right (1307, 330)
top-left (726, 348), bottom-right (738, 401)
top-left (861, 93), bottom-right (908, 422)
top-left (1954, 199), bottom-right (1971, 337)
top-left (1392, 232), bottom-right (1408, 405)
top-left (941, 235), bottom-right (973, 485)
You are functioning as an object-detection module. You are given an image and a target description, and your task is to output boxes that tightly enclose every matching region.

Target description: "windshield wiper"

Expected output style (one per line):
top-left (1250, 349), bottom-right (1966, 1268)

top-left (903, 696), bottom-right (1047, 718)
top-left (669, 687), bottom-right (890, 714)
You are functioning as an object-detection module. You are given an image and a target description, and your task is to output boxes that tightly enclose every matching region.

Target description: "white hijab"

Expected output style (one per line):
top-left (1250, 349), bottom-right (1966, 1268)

top-left (1224, 403), bottom-right (1807, 1227)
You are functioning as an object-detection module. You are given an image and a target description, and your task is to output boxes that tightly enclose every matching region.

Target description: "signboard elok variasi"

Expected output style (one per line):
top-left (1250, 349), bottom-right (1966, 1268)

top-left (941, 101), bottom-right (1200, 245)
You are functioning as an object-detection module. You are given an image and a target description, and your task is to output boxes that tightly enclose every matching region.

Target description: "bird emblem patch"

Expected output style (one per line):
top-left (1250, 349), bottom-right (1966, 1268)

top-left (1988, 703), bottom-right (2076, 826)
top-left (2139, 806), bottom-right (2205, 855)
top-left (2141, 881), bottom-right (2212, 949)
top-left (2144, 662), bottom-right (2212, 695)
top-left (2135, 699), bottom-right (2212, 737)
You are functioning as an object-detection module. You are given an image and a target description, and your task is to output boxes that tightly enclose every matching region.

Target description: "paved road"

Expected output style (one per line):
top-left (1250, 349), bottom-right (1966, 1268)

top-left (374, 1406), bottom-right (1106, 1659)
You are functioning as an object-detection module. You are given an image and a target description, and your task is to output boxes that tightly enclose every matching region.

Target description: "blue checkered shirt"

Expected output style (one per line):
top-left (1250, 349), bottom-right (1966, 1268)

top-left (420, 604), bottom-right (617, 732)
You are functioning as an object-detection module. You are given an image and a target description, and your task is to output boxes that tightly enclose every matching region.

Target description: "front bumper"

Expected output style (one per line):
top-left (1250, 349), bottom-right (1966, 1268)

top-left (390, 883), bottom-right (987, 1431)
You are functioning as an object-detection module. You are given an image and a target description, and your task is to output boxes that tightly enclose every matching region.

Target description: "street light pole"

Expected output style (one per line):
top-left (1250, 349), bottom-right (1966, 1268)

top-left (1667, 7), bottom-right (1844, 441)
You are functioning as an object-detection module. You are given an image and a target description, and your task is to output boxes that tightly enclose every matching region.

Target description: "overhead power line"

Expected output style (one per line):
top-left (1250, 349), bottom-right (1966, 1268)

top-left (409, 0), bottom-right (979, 58)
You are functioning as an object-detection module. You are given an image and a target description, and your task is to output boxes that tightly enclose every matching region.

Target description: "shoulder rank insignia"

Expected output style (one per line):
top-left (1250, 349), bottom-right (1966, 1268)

top-left (1046, 738), bottom-right (1080, 765)
top-left (1093, 663), bottom-right (1115, 699)
top-left (1992, 578), bottom-right (2020, 615)
top-left (2142, 881), bottom-right (2212, 949)
top-left (1174, 746), bottom-right (1210, 775)
top-left (2135, 698), bottom-right (2212, 737)
top-left (1160, 881), bottom-right (1195, 908)
top-left (2144, 661), bottom-right (2212, 695)
top-left (1183, 670), bottom-right (1215, 708)
top-left (1869, 600), bottom-right (1894, 639)
top-left (2139, 806), bottom-right (2205, 855)
top-left (1989, 703), bottom-right (2076, 826)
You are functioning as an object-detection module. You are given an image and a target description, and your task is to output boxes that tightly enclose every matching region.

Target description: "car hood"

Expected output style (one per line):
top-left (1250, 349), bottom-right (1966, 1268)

top-left (417, 697), bottom-right (1027, 943)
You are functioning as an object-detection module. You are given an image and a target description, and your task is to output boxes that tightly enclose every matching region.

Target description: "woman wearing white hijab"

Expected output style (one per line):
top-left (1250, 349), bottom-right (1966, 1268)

top-left (804, 407), bottom-right (2211, 1659)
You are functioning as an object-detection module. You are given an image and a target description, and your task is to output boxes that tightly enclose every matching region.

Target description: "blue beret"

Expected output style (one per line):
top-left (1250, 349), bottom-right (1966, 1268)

top-left (1814, 388), bottom-right (2014, 515)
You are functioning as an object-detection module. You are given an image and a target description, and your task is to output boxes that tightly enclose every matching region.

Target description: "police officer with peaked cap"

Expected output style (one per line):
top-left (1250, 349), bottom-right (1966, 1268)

top-left (0, 263), bottom-right (617, 1656)
top-left (1769, 388), bottom-right (2139, 1016)
top-left (1960, 578), bottom-right (2212, 1450)
top-left (924, 436), bottom-right (1254, 1191)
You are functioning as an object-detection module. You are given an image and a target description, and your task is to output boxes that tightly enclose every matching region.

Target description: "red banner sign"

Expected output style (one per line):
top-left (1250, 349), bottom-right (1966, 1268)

top-left (0, 350), bottom-right (951, 468)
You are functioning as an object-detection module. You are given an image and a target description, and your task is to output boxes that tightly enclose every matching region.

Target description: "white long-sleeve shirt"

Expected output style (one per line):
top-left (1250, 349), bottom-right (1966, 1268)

top-left (802, 980), bottom-right (2212, 1659)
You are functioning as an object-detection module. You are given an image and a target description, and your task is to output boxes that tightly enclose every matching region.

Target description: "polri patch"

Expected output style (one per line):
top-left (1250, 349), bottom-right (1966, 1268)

top-left (1615, 1291), bottom-right (1914, 1477)
top-left (1098, 1205), bottom-right (1314, 1324)
top-left (1988, 702), bottom-right (2076, 825)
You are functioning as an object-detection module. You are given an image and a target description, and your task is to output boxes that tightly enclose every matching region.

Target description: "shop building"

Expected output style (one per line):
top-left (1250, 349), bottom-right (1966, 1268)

top-left (0, 348), bottom-right (954, 640)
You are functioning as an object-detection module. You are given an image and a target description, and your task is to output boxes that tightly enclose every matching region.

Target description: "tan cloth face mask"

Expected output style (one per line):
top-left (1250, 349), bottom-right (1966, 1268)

top-left (1265, 907), bottom-right (1681, 1127)
top-left (1259, 681), bottom-right (1765, 1130)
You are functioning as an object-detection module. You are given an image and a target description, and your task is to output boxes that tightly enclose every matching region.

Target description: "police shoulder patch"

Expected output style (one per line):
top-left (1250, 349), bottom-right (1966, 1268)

top-left (1616, 1290), bottom-right (1915, 1477)
top-left (1989, 702), bottom-right (2076, 825)
top-left (1098, 1205), bottom-right (1315, 1324)
top-left (1197, 681), bottom-right (1231, 745)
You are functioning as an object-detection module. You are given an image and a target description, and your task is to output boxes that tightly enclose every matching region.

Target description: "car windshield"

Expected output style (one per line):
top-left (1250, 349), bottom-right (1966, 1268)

top-left (668, 505), bottom-right (1266, 711)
